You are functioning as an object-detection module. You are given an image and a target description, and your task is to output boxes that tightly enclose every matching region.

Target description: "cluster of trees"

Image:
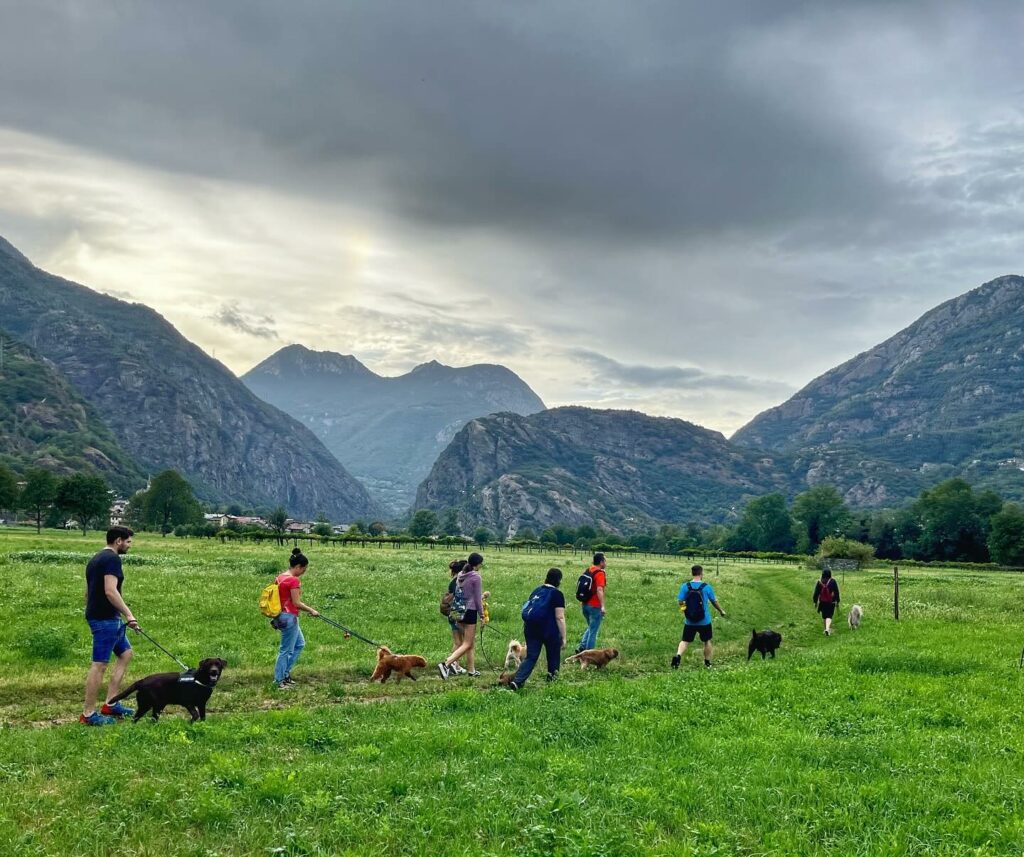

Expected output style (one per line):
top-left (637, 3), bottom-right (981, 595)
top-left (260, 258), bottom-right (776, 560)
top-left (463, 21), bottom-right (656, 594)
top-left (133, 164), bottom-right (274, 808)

top-left (725, 479), bottom-right (1024, 566)
top-left (0, 465), bottom-right (207, 537)
top-left (409, 509), bottom-right (492, 544)
top-left (0, 465), bottom-right (114, 535)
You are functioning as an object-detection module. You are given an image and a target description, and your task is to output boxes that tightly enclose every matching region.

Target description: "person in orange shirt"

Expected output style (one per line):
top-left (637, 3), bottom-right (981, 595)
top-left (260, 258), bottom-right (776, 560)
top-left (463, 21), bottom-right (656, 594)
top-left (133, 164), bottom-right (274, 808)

top-left (575, 552), bottom-right (607, 653)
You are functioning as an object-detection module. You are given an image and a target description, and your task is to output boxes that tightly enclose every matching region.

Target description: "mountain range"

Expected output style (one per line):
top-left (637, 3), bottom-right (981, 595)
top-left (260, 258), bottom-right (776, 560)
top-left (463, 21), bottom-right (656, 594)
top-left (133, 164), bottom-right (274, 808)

top-left (415, 407), bottom-right (792, 535)
top-left (3, 228), bottom-right (1022, 533)
top-left (0, 329), bottom-right (144, 494)
top-left (733, 274), bottom-right (1024, 507)
top-left (243, 345), bottom-right (545, 514)
top-left (415, 275), bottom-right (1024, 530)
top-left (0, 236), bottom-right (376, 520)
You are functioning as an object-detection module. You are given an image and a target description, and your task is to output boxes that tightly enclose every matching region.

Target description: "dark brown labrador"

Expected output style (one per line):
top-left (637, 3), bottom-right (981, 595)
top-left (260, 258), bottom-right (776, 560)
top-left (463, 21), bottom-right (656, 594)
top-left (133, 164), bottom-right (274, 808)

top-left (107, 657), bottom-right (226, 722)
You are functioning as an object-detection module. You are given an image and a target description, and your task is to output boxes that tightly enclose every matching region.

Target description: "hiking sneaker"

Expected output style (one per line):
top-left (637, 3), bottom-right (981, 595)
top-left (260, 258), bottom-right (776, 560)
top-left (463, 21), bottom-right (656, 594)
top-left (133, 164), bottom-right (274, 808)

top-left (80, 711), bottom-right (116, 726)
top-left (282, 676), bottom-right (296, 686)
top-left (671, 655), bottom-right (681, 670)
top-left (101, 702), bottom-right (134, 718)
top-left (466, 670), bottom-right (481, 678)
top-left (276, 681), bottom-right (294, 690)
top-left (825, 629), bottom-right (831, 637)
top-left (450, 663), bottom-right (467, 676)
top-left (437, 662), bottom-right (450, 680)
top-left (704, 660), bottom-right (713, 669)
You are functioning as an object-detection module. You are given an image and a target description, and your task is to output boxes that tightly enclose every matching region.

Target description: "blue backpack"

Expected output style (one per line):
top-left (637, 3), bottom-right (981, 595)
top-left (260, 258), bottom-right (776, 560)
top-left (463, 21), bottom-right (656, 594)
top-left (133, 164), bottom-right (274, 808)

top-left (521, 586), bottom-right (556, 623)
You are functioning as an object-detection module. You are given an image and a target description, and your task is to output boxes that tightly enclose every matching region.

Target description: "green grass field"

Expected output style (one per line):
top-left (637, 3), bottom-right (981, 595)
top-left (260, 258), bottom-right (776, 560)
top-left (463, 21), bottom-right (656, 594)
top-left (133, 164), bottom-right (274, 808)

top-left (2, 529), bottom-right (1024, 856)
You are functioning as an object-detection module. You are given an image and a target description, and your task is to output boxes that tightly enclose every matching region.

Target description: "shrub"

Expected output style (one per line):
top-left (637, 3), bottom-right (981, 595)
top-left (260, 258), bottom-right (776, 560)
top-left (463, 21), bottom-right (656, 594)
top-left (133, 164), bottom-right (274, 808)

top-left (20, 627), bottom-right (74, 660)
top-left (812, 536), bottom-right (875, 569)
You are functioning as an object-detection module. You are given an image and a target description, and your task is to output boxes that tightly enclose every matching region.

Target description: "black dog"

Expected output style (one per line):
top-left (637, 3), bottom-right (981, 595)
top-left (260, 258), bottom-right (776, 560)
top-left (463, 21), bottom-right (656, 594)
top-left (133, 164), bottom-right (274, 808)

top-left (106, 657), bottom-right (226, 722)
top-left (748, 629), bottom-right (782, 660)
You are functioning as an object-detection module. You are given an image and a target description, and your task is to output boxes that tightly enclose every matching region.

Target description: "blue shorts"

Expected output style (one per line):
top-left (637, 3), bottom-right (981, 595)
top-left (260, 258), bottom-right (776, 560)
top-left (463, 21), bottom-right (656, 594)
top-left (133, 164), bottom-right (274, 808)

top-left (87, 618), bottom-right (132, 663)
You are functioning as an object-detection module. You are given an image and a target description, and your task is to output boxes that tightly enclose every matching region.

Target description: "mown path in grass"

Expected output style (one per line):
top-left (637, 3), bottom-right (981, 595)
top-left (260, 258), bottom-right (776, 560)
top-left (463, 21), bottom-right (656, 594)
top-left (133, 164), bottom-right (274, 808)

top-left (1, 532), bottom-right (862, 725)
top-left (3, 532), bottom-right (1024, 855)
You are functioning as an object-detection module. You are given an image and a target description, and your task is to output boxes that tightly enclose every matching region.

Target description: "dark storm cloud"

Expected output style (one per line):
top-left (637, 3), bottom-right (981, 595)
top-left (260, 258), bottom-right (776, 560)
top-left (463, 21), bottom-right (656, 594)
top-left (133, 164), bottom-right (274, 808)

top-left (0, 1), bottom-right (916, 246)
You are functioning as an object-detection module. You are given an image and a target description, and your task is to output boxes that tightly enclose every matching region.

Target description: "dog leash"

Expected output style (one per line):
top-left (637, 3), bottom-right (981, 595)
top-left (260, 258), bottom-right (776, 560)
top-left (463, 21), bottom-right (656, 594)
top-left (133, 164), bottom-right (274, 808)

top-left (131, 626), bottom-right (191, 672)
top-left (315, 613), bottom-right (381, 648)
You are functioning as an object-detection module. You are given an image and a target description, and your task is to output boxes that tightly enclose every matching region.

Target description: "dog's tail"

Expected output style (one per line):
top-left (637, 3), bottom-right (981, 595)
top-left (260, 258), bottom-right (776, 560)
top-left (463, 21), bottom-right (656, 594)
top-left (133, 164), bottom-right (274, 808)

top-left (106, 679), bottom-right (145, 705)
top-left (564, 653), bottom-right (581, 664)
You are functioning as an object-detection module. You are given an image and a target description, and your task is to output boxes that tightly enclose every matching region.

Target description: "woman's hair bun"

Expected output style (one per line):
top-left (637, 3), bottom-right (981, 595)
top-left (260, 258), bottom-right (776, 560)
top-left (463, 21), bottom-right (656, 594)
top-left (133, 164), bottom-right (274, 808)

top-left (291, 547), bottom-right (303, 557)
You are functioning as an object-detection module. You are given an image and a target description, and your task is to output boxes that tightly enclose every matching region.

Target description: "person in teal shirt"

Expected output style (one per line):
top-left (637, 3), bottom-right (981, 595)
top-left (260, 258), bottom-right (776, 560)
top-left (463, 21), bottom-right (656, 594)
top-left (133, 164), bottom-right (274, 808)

top-left (672, 565), bottom-right (726, 670)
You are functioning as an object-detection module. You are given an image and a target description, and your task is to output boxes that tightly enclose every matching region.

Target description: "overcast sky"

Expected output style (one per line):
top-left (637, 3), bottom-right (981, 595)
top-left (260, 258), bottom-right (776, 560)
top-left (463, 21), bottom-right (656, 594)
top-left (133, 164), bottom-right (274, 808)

top-left (1, 1), bottom-right (1022, 435)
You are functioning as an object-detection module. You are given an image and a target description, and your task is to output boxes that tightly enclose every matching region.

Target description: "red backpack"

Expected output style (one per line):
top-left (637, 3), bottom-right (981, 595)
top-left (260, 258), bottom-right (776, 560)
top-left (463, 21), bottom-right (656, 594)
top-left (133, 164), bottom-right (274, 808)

top-left (819, 580), bottom-right (834, 604)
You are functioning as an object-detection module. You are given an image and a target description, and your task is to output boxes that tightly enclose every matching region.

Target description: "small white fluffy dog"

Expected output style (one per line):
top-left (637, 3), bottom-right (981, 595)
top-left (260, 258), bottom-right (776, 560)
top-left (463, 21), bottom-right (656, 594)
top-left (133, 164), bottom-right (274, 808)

top-left (848, 604), bottom-right (864, 630)
top-left (504, 639), bottom-right (527, 669)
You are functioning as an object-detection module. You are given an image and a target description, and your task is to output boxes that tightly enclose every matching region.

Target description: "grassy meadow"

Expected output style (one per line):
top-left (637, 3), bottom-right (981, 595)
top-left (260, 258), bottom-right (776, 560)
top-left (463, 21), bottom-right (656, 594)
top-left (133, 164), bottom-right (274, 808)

top-left (2, 528), bottom-right (1024, 855)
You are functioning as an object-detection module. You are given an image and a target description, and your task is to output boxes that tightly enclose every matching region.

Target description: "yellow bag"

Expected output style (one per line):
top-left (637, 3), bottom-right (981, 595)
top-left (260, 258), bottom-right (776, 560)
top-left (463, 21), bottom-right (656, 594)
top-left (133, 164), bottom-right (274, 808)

top-left (259, 580), bottom-right (282, 618)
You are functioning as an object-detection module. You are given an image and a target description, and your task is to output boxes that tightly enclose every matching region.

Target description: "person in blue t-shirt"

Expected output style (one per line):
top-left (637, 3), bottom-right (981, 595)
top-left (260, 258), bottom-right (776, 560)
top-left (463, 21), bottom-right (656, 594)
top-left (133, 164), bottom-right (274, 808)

top-left (672, 565), bottom-right (726, 670)
top-left (508, 567), bottom-right (567, 690)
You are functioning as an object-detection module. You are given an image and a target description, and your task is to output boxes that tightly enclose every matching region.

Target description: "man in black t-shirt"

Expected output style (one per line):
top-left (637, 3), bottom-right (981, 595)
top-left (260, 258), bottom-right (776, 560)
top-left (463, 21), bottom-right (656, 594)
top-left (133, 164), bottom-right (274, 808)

top-left (81, 526), bottom-right (140, 726)
top-left (509, 567), bottom-right (567, 690)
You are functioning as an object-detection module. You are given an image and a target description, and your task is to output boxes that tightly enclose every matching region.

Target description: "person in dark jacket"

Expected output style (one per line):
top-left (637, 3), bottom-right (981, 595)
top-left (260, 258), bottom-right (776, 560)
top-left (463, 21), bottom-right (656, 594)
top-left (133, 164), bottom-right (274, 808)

top-left (813, 569), bottom-right (841, 636)
top-left (508, 567), bottom-right (567, 690)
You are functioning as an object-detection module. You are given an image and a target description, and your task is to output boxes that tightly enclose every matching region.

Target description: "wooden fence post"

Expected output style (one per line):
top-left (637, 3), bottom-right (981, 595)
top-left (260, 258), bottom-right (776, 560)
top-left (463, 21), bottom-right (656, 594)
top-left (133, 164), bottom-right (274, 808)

top-left (893, 566), bottom-right (900, 621)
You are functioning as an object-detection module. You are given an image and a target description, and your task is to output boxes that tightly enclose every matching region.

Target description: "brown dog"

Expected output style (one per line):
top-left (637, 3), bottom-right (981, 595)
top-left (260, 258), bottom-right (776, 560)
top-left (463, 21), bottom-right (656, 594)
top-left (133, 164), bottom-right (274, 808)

top-left (106, 657), bottom-right (226, 722)
top-left (497, 671), bottom-right (515, 686)
top-left (565, 648), bottom-right (619, 670)
top-left (370, 646), bottom-right (428, 683)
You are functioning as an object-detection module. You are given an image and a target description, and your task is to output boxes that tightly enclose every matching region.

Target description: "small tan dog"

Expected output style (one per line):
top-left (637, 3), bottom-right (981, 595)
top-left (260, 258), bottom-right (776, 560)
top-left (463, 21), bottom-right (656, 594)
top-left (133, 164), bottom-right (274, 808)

top-left (565, 648), bottom-right (619, 670)
top-left (504, 639), bottom-right (527, 670)
top-left (369, 646), bottom-right (427, 683)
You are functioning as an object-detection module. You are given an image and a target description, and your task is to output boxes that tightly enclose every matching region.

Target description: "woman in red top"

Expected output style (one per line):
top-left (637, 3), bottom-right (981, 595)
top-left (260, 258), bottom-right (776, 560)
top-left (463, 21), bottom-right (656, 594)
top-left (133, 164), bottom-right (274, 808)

top-left (273, 548), bottom-right (319, 689)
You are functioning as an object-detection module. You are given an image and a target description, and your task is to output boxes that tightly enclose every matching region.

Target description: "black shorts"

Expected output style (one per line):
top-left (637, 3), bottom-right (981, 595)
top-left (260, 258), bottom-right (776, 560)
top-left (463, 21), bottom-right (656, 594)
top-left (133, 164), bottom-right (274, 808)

top-left (818, 603), bottom-right (836, 620)
top-left (459, 609), bottom-right (479, 626)
top-left (682, 624), bottom-right (712, 643)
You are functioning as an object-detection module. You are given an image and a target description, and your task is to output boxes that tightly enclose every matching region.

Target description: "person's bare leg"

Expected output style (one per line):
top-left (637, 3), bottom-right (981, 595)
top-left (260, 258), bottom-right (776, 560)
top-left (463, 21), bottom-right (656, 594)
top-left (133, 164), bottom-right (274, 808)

top-left (676, 640), bottom-right (689, 658)
top-left (464, 625), bottom-right (477, 672)
top-left (451, 628), bottom-right (465, 665)
top-left (105, 649), bottom-right (133, 703)
top-left (703, 640), bottom-right (713, 662)
top-left (825, 616), bottom-right (833, 635)
top-left (84, 662), bottom-right (108, 716)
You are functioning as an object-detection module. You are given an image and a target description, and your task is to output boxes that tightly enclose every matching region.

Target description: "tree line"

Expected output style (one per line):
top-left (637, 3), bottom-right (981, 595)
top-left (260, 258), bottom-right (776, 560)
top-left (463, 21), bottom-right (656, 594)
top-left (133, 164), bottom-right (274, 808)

top-left (0, 465), bottom-right (208, 536)
top-left (5, 461), bottom-right (1024, 567)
